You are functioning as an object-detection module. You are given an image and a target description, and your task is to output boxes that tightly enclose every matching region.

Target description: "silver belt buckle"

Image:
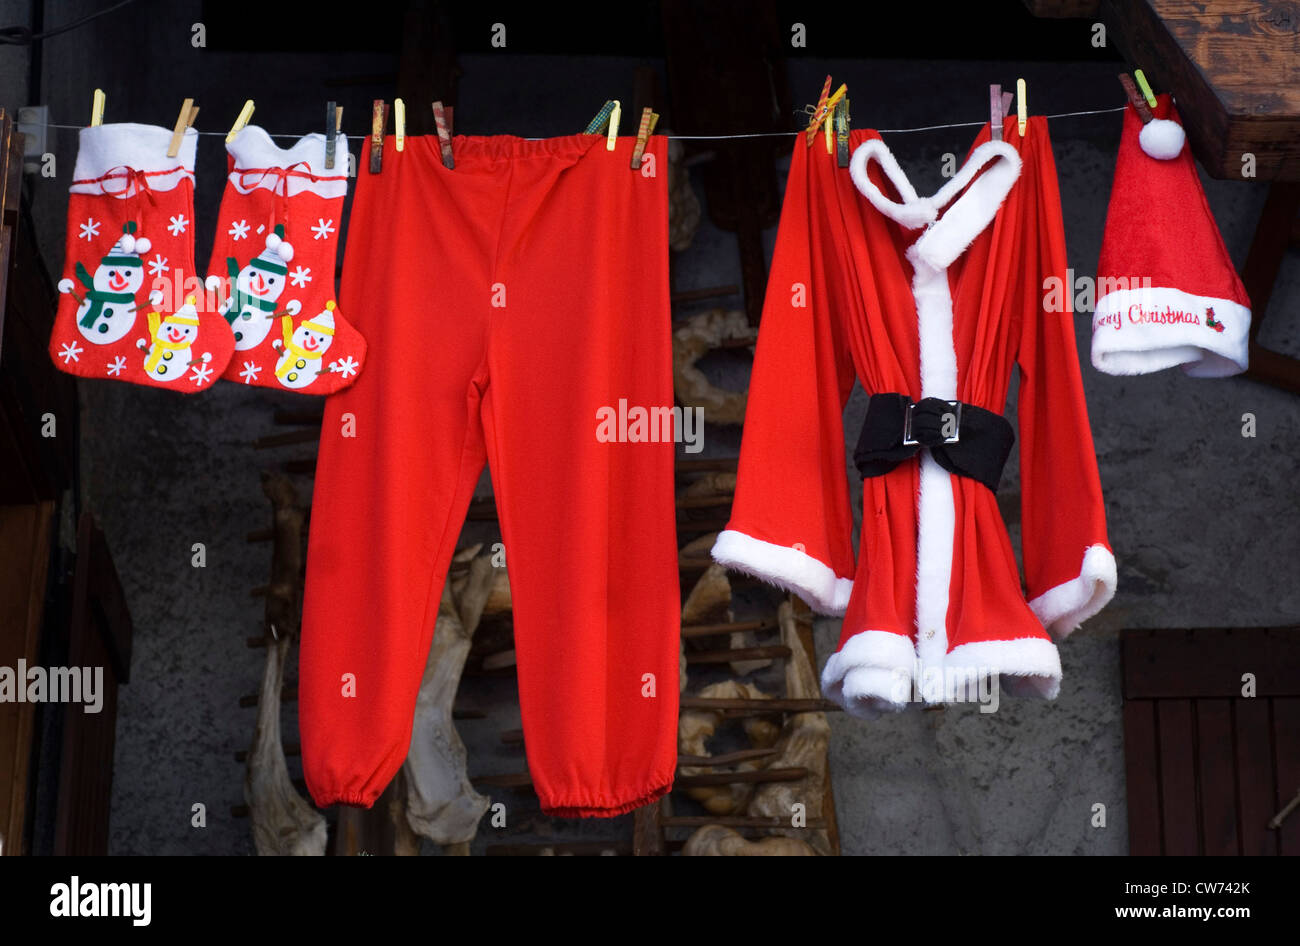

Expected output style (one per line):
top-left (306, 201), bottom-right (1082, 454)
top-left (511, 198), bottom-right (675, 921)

top-left (902, 399), bottom-right (962, 446)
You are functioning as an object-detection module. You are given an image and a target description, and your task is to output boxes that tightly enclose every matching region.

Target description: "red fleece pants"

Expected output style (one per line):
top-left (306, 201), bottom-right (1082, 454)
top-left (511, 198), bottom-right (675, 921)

top-left (300, 133), bottom-right (680, 817)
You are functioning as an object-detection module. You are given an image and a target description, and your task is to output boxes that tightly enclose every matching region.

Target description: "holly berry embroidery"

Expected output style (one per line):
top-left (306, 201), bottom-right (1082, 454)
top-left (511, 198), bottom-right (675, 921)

top-left (1205, 307), bottom-right (1226, 334)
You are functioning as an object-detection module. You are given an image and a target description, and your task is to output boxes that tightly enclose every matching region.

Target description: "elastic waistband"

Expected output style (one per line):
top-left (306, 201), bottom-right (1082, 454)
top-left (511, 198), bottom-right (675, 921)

top-left (394, 133), bottom-right (607, 164)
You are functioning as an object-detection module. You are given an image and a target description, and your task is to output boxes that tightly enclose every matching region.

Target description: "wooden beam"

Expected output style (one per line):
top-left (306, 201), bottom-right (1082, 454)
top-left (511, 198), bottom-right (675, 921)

top-left (1100, 0), bottom-right (1300, 181)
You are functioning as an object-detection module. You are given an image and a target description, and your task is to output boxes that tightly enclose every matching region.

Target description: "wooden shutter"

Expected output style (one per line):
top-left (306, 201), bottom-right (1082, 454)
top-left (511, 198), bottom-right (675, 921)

top-left (52, 514), bottom-right (133, 855)
top-left (1122, 627), bottom-right (1300, 855)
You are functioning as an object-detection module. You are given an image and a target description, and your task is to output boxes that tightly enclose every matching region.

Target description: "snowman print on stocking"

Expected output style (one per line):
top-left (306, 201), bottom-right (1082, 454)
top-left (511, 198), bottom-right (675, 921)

top-left (56, 222), bottom-right (163, 345)
top-left (211, 225), bottom-right (302, 350)
top-left (136, 295), bottom-right (212, 383)
top-left (272, 301), bottom-right (338, 389)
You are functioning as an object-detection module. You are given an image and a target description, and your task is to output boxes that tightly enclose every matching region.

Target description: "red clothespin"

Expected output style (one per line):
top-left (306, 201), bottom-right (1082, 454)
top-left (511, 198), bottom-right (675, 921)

top-left (432, 101), bottom-right (454, 169)
top-left (370, 99), bottom-right (387, 174)
top-left (804, 77), bottom-right (847, 150)
top-left (805, 76), bottom-right (831, 144)
top-left (630, 106), bottom-right (659, 170)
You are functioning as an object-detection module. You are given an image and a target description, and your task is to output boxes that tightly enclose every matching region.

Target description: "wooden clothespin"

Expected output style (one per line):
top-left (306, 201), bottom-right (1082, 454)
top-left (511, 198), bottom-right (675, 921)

top-left (1118, 73), bottom-right (1154, 123)
top-left (1016, 78), bottom-right (1027, 136)
top-left (990, 84), bottom-right (1003, 141)
top-left (605, 100), bottom-right (621, 152)
top-left (630, 107), bottom-right (659, 169)
top-left (804, 77), bottom-right (847, 148)
top-left (90, 88), bottom-right (105, 127)
top-left (166, 98), bottom-right (196, 158)
top-left (226, 99), bottom-right (254, 144)
top-left (394, 98), bottom-right (406, 153)
top-left (325, 101), bottom-right (342, 169)
top-left (584, 100), bottom-right (616, 135)
top-left (834, 96), bottom-right (850, 167)
top-left (370, 99), bottom-right (388, 174)
top-left (805, 76), bottom-right (831, 144)
top-left (1133, 69), bottom-right (1159, 110)
top-left (431, 101), bottom-right (454, 169)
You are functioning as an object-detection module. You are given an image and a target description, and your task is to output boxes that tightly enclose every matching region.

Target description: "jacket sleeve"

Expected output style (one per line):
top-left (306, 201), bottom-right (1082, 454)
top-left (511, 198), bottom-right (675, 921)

top-left (1016, 126), bottom-right (1117, 639)
top-left (711, 145), bottom-right (858, 616)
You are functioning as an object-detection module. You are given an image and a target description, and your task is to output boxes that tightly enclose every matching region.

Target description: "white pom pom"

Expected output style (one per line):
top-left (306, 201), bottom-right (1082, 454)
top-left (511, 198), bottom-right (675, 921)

top-left (119, 235), bottom-right (135, 255)
top-left (134, 236), bottom-right (151, 254)
top-left (204, 274), bottom-right (223, 291)
top-left (265, 232), bottom-right (281, 251)
top-left (278, 240), bottom-right (294, 262)
top-left (1139, 119), bottom-right (1185, 160)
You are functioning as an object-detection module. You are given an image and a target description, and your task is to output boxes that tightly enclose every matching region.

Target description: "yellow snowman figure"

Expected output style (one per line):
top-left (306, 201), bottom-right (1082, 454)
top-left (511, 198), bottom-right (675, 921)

top-left (273, 301), bottom-right (336, 390)
top-left (138, 295), bottom-right (210, 383)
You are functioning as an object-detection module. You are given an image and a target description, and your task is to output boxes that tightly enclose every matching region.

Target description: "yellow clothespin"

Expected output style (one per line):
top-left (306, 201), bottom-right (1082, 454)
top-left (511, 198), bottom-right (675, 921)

top-left (1016, 78), bottom-right (1027, 136)
top-left (394, 97), bottom-right (406, 152)
top-left (90, 88), bottom-right (105, 127)
top-left (1133, 69), bottom-right (1158, 109)
top-left (167, 98), bottom-right (195, 158)
top-left (606, 100), bottom-right (621, 151)
top-left (227, 99), bottom-right (254, 143)
top-left (823, 84), bottom-right (847, 153)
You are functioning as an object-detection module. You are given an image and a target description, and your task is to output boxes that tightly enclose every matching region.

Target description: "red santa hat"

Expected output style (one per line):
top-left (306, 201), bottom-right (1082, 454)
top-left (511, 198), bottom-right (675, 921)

top-left (1091, 94), bottom-right (1251, 378)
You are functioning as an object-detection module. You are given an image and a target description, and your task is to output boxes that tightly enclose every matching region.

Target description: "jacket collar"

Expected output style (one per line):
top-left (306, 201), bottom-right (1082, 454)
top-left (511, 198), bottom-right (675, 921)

top-left (848, 135), bottom-right (1022, 271)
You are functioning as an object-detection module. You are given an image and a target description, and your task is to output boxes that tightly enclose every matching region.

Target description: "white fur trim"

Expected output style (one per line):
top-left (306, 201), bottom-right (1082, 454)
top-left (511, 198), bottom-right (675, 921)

top-left (911, 142), bottom-right (1021, 271)
top-left (849, 138), bottom-right (1021, 263)
top-left (849, 139), bottom-right (931, 228)
top-left (1092, 285), bottom-right (1250, 377)
top-left (1139, 119), bottom-right (1185, 160)
top-left (942, 637), bottom-right (1063, 701)
top-left (70, 123), bottom-right (196, 196)
top-left (711, 529), bottom-right (853, 616)
top-left (227, 125), bottom-right (350, 199)
top-left (1027, 544), bottom-right (1117, 641)
top-left (820, 630), bottom-right (916, 719)
top-left (851, 137), bottom-right (1022, 690)
top-left (914, 452), bottom-right (956, 674)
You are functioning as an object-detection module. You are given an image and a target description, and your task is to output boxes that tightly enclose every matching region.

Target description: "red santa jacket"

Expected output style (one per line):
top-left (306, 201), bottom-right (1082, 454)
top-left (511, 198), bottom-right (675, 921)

top-left (712, 119), bottom-right (1116, 716)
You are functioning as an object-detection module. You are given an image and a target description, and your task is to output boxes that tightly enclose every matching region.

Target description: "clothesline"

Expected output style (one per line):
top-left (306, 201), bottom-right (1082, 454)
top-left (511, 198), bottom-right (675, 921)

top-left (42, 105), bottom-right (1127, 142)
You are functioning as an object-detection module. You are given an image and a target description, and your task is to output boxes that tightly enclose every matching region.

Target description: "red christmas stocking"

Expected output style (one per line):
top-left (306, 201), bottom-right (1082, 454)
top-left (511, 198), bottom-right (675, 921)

top-left (50, 123), bottom-right (233, 390)
top-left (206, 126), bottom-right (365, 394)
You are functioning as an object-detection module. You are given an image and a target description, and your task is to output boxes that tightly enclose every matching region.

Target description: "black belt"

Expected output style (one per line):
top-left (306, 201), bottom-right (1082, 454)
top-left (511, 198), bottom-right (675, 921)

top-left (853, 394), bottom-right (1014, 492)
